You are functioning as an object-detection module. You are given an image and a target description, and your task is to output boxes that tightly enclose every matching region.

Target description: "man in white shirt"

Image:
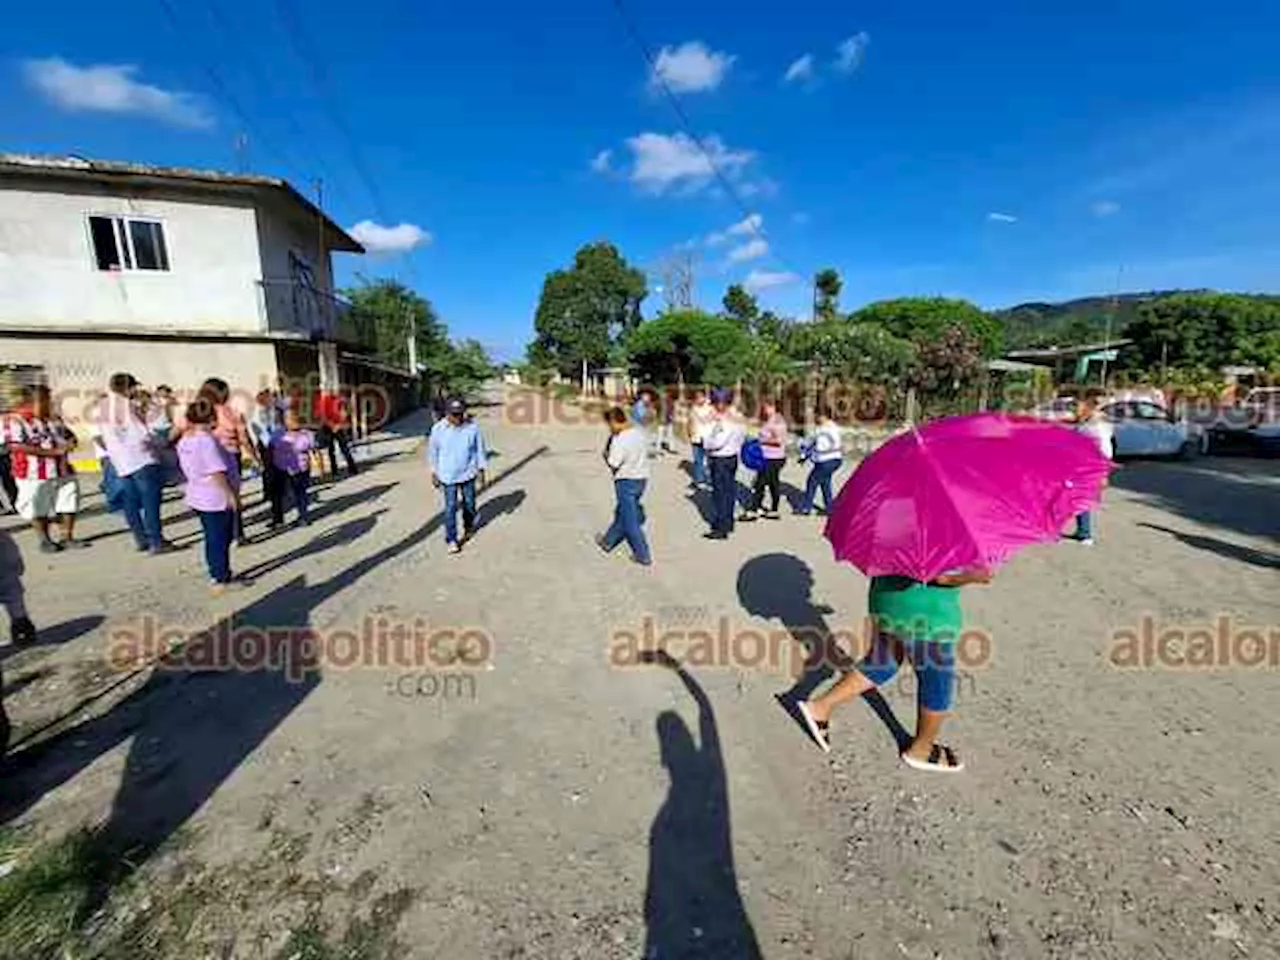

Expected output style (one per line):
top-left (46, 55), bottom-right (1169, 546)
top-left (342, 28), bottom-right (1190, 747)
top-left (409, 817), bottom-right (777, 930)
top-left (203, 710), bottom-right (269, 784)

top-left (92, 372), bottom-right (169, 554)
top-left (1073, 395), bottom-right (1114, 545)
top-left (702, 388), bottom-right (746, 540)
top-left (596, 406), bottom-right (652, 566)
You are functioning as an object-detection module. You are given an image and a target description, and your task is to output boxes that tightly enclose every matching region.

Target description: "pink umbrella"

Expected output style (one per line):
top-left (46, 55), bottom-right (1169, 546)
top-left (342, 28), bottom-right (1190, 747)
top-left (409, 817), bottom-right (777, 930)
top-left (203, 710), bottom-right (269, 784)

top-left (824, 412), bottom-right (1111, 582)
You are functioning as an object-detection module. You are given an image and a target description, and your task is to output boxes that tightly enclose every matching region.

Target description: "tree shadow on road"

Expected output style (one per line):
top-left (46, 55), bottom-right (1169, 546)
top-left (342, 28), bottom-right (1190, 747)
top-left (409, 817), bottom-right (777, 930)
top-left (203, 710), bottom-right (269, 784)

top-left (1137, 522), bottom-right (1280, 569)
top-left (641, 651), bottom-right (762, 960)
top-left (1111, 460), bottom-right (1280, 542)
top-left (737, 553), bottom-right (911, 752)
top-left (0, 443), bottom-right (551, 924)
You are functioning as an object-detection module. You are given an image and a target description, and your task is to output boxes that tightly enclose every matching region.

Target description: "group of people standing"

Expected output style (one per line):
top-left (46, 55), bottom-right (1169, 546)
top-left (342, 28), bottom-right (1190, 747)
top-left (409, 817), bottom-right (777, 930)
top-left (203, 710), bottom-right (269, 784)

top-left (596, 388), bottom-right (850, 564)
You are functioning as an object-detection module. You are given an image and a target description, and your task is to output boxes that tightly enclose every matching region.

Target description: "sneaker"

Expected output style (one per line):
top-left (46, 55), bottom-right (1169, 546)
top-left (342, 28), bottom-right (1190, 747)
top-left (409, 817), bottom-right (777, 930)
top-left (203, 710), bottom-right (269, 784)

top-left (703, 530), bottom-right (728, 541)
top-left (447, 542), bottom-right (461, 555)
top-left (631, 556), bottom-right (653, 567)
top-left (738, 511), bottom-right (758, 522)
top-left (11, 617), bottom-right (37, 647)
top-left (38, 539), bottom-right (63, 554)
top-left (149, 541), bottom-right (178, 556)
top-left (1079, 537), bottom-right (1095, 546)
top-left (763, 509), bottom-right (780, 520)
top-left (594, 534), bottom-right (614, 554)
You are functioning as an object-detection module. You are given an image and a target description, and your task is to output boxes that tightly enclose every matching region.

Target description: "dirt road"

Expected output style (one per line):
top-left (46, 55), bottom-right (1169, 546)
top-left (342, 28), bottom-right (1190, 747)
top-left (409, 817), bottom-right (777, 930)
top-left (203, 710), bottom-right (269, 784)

top-left (2, 391), bottom-right (1278, 958)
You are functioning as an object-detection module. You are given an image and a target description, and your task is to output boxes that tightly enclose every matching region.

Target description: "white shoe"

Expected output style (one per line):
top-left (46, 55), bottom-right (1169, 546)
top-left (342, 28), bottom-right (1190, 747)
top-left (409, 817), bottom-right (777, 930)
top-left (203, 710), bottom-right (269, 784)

top-left (1079, 537), bottom-right (1095, 546)
top-left (447, 542), bottom-right (461, 555)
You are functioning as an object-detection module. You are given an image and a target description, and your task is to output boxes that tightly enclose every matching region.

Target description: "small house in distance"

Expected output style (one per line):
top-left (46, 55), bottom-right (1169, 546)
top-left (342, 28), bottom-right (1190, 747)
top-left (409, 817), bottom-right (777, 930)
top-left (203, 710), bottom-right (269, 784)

top-left (0, 154), bottom-right (416, 427)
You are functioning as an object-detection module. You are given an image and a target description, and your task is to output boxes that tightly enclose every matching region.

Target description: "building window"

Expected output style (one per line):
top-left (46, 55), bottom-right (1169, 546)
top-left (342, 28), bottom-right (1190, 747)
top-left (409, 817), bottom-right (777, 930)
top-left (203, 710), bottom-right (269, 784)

top-left (87, 216), bottom-right (170, 272)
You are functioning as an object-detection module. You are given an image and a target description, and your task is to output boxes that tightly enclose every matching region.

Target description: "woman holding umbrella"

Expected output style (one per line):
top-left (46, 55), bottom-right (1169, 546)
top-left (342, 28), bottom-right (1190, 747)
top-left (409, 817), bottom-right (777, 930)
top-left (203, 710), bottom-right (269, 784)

top-left (796, 411), bottom-right (1111, 773)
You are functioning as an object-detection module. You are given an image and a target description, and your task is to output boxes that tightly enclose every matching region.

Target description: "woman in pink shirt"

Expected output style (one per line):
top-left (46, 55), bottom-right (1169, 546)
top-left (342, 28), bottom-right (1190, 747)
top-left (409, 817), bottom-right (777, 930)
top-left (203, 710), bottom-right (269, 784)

top-left (198, 378), bottom-right (260, 546)
top-left (177, 400), bottom-right (241, 592)
top-left (741, 400), bottom-right (789, 521)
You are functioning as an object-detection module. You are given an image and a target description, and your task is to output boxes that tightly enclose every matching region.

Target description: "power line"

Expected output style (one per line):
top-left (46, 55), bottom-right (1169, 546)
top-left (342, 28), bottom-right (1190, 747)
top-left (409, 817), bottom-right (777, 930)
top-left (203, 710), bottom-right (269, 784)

top-left (152, 0), bottom-right (313, 185)
top-left (197, 0), bottom-right (349, 205)
top-left (270, 0), bottom-right (392, 224)
top-left (608, 0), bottom-right (807, 287)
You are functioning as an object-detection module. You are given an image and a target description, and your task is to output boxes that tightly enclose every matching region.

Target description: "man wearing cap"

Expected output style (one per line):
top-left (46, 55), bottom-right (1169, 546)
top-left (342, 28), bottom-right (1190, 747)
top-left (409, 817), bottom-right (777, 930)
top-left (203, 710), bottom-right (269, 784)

top-left (702, 388), bottom-right (746, 540)
top-left (92, 372), bottom-right (170, 554)
top-left (427, 397), bottom-right (488, 554)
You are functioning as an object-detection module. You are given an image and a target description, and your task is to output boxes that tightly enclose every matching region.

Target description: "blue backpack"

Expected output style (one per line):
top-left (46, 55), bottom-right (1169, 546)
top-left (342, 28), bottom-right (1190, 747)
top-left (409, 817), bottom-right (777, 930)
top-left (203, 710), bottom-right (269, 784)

top-left (740, 438), bottom-right (765, 472)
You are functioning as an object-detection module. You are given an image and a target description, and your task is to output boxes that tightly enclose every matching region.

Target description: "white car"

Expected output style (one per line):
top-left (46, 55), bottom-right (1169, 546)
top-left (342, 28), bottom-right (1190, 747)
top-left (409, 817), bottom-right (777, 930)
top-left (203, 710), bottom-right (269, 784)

top-left (1101, 399), bottom-right (1208, 458)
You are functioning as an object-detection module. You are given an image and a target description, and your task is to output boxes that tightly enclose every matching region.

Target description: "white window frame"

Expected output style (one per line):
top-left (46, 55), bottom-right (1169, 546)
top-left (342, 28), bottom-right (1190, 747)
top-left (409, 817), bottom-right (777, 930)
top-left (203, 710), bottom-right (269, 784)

top-left (85, 214), bottom-right (172, 273)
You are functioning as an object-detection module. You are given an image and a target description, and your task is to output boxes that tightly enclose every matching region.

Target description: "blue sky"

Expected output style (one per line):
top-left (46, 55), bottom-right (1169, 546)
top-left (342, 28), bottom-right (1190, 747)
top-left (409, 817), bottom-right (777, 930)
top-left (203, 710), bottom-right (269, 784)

top-left (6, 0), bottom-right (1280, 360)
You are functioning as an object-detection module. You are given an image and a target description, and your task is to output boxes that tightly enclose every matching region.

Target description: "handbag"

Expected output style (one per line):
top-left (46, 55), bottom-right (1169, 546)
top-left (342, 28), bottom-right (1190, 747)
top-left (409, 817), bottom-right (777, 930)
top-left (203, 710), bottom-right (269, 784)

top-left (740, 438), bottom-right (765, 472)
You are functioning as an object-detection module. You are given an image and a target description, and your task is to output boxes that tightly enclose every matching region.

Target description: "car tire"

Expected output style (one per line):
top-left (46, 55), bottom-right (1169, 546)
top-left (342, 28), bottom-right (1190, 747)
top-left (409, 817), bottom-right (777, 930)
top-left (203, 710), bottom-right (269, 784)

top-left (1178, 438), bottom-right (1202, 461)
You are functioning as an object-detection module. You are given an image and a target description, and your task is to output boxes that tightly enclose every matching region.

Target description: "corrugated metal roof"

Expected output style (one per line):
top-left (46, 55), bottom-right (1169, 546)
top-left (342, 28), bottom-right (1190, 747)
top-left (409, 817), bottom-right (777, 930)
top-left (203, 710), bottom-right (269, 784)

top-left (0, 153), bottom-right (364, 253)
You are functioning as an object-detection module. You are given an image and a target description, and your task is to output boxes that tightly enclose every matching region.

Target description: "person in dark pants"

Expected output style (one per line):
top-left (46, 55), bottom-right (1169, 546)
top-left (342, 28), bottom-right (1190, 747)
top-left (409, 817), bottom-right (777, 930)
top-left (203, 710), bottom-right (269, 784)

top-left (272, 409), bottom-right (315, 526)
top-left (702, 388), bottom-right (746, 540)
top-left (595, 406), bottom-right (652, 566)
top-left (741, 400), bottom-right (789, 521)
top-left (251, 389), bottom-right (285, 529)
top-left (176, 399), bottom-right (241, 594)
top-left (318, 389), bottom-right (359, 476)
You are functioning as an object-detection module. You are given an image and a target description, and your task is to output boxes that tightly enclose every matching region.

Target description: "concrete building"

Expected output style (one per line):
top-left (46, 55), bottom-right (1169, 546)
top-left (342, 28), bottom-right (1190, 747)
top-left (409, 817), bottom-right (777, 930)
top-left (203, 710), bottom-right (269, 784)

top-left (0, 154), bottom-right (417, 431)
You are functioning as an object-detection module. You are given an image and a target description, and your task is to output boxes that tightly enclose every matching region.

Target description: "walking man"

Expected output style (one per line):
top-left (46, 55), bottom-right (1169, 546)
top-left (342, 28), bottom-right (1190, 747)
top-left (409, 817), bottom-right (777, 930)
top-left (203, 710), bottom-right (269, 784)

top-left (427, 397), bottom-right (488, 555)
top-left (702, 388), bottom-right (746, 540)
top-left (595, 406), bottom-right (652, 566)
top-left (3, 385), bottom-right (85, 552)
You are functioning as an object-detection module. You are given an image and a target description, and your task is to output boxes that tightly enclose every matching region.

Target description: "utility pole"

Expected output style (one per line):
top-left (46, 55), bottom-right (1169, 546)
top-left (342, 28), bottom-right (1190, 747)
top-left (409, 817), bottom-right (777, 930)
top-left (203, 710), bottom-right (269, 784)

top-left (233, 132), bottom-right (250, 173)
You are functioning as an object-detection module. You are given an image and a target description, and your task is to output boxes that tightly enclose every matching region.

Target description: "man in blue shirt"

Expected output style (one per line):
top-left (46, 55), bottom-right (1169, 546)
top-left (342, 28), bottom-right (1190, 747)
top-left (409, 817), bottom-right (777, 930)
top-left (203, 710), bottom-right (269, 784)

top-left (427, 397), bottom-right (488, 554)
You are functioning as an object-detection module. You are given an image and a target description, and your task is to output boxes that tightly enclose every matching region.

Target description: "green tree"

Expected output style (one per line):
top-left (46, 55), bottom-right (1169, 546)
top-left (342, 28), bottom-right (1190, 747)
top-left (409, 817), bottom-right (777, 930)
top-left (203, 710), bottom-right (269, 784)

top-left (851, 296), bottom-right (1003, 357)
top-left (721, 284), bottom-right (760, 329)
top-left (624, 310), bottom-right (753, 386)
top-left (530, 242), bottom-right (648, 380)
top-left (788, 321), bottom-right (918, 384)
top-left (813, 268), bottom-right (843, 320)
top-left (342, 276), bottom-right (448, 371)
top-left (426, 339), bottom-right (494, 397)
top-left (1124, 292), bottom-right (1280, 372)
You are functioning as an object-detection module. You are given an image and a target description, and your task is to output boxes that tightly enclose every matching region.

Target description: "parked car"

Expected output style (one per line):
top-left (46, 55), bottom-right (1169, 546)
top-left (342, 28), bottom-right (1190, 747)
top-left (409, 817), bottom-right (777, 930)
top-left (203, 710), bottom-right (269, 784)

top-left (1101, 398), bottom-right (1208, 458)
top-left (1206, 386), bottom-right (1280, 455)
top-left (1031, 396), bottom-right (1078, 422)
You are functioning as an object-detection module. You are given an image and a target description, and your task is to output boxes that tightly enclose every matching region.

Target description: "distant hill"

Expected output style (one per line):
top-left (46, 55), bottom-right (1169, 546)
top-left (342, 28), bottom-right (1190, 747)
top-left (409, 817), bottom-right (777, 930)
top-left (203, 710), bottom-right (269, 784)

top-left (996, 290), bottom-right (1200, 350)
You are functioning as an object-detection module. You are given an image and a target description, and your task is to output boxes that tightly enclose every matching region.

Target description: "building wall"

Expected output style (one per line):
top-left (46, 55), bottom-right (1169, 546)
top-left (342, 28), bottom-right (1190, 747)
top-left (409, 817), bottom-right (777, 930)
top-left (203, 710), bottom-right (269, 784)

top-left (0, 335), bottom-right (278, 427)
top-left (0, 180), bottom-right (264, 333)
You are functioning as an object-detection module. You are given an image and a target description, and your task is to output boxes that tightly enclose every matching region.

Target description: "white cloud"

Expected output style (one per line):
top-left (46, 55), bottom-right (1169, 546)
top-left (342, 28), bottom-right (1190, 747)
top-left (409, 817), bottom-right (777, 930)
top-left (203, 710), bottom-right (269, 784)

top-left (650, 41), bottom-right (735, 94)
top-left (590, 149), bottom-right (613, 173)
top-left (625, 131), bottom-right (754, 194)
top-left (784, 54), bottom-right (815, 84)
top-left (706, 212), bottom-right (763, 246)
top-left (22, 57), bottom-right (212, 128)
top-left (744, 269), bottom-right (800, 292)
top-left (1091, 200), bottom-right (1121, 218)
top-left (987, 212), bottom-right (1019, 223)
top-left (833, 33), bottom-right (870, 74)
top-left (348, 220), bottom-right (432, 254)
top-left (738, 178), bottom-right (779, 198)
top-left (727, 238), bottom-right (769, 264)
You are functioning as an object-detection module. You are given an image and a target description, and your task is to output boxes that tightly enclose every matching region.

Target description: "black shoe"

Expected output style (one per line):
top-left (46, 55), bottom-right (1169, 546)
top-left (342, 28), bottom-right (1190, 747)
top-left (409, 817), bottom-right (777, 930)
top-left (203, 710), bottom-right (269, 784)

top-left (763, 510), bottom-right (780, 520)
top-left (149, 541), bottom-right (178, 555)
top-left (38, 539), bottom-right (63, 554)
top-left (703, 531), bottom-right (728, 541)
top-left (594, 534), bottom-right (614, 554)
top-left (11, 617), bottom-right (36, 647)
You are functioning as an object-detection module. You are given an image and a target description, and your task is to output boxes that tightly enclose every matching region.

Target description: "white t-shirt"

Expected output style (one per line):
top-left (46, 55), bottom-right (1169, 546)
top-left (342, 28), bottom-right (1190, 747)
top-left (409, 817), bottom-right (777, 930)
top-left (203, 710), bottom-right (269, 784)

top-left (606, 427), bottom-right (651, 480)
top-left (811, 420), bottom-right (844, 462)
top-left (1078, 415), bottom-right (1115, 460)
top-left (92, 394), bottom-right (157, 477)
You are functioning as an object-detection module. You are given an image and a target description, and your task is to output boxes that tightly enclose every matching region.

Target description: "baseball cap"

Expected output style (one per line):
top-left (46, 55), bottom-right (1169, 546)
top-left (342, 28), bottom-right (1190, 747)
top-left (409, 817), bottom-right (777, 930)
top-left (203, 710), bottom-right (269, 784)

top-left (710, 387), bottom-right (734, 404)
top-left (446, 397), bottom-right (466, 415)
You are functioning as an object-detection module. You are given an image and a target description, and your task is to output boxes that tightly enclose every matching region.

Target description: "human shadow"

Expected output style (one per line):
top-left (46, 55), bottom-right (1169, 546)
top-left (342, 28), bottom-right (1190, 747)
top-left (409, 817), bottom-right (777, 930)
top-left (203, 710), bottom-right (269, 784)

top-left (641, 651), bottom-right (762, 960)
top-left (1111, 460), bottom-right (1280, 542)
top-left (737, 553), bottom-right (911, 751)
top-left (0, 614), bottom-right (105, 665)
top-left (685, 486), bottom-right (716, 527)
top-left (473, 490), bottom-right (526, 534)
top-left (0, 443), bottom-right (552, 920)
top-left (239, 510), bottom-right (387, 580)
top-left (1138, 522), bottom-right (1280, 570)
top-left (779, 480), bottom-right (805, 513)
top-left (306, 481), bottom-right (397, 523)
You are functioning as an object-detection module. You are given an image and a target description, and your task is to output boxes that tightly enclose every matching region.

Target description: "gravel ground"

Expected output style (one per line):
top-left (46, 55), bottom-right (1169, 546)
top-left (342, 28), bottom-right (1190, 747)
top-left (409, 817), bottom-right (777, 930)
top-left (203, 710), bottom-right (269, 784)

top-left (1, 389), bottom-right (1278, 959)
